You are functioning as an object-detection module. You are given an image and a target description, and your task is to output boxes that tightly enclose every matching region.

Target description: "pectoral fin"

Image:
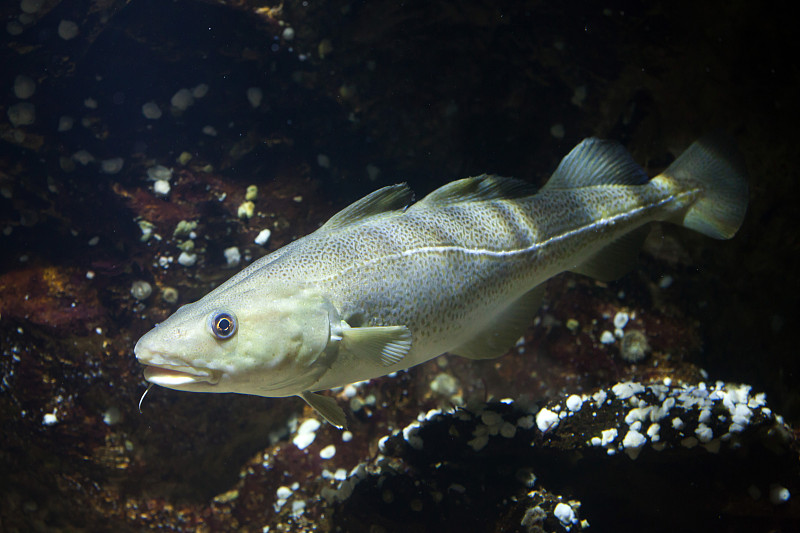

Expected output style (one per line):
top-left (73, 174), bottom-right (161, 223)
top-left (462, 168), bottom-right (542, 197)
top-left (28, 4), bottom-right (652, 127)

top-left (300, 391), bottom-right (347, 429)
top-left (340, 325), bottom-right (412, 367)
top-left (451, 286), bottom-right (544, 360)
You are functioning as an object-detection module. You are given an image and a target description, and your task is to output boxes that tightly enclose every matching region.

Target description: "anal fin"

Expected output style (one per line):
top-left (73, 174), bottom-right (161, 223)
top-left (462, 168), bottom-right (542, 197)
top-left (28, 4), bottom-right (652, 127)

top-left (300, 391), bottom-right (347, 429)
top-left (451, 286), bottom-right (544, 360)
top-left (569, 226), bottom-right (650, 282)
top-left (340, 325), bottom-right (412, 367)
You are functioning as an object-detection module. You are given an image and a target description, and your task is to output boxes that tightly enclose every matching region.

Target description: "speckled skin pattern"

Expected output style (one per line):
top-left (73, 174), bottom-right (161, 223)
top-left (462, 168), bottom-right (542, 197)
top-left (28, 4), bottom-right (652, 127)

top-left (216, 173), bottom-right (691, 393)
top-left (135, 167), bottom-right (700, 397)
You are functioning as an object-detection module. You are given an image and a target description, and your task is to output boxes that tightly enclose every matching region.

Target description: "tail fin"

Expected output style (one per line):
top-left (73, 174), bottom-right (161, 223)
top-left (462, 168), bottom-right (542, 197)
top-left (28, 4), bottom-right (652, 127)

top-left (661, 133), bottom-right (749, 239)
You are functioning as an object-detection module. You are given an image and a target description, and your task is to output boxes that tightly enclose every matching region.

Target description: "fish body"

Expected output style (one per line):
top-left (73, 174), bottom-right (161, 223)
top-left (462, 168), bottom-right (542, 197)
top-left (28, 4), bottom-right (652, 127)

top-left (135, 135), bottom-right (748, 427)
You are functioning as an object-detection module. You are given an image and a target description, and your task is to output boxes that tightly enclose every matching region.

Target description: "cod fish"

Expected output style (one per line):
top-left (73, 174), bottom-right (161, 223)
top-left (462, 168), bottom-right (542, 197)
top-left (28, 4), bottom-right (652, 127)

top-left (135, 135), bottom-right (748, 427)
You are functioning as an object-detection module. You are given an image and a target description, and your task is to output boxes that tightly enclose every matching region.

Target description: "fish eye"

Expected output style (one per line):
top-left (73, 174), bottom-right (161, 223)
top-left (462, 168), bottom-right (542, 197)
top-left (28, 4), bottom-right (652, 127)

top-left (209, 311), bottom-right (237, 340)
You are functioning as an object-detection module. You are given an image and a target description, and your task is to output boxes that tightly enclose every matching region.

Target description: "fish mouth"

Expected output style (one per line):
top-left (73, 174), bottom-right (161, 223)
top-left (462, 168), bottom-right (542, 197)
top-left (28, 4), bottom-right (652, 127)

top-left (142, 365), bottom-right (221, 386)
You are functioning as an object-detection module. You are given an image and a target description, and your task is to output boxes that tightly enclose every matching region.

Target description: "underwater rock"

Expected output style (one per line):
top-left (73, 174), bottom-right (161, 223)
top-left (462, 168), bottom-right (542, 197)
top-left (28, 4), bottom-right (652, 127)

top-left (326, 383), bottom-right (797, 532)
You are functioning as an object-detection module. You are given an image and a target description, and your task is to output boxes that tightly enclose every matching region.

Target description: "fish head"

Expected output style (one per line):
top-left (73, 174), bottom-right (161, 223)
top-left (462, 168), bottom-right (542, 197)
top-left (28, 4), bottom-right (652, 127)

top-left (134, 283), bottom-right (337, 397)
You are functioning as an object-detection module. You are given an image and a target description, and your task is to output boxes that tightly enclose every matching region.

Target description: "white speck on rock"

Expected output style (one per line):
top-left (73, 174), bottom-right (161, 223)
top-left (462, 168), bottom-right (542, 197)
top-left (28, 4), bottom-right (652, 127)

top-left (566, 394), bottom-right (583, 412)
top-left (600, 428), bottom-right (618, 446)
top-left (319, 444), bottom-right (336, 459)
top-left (177, 252), bottom-right (197, 267)
top-left (622, 429), bottom-right (646, 459)
top-left (611, 382), bottom-right (644, 400)
top-left (695, 423), bottom-right (714, 442)
top-left (224, 246), bottom-right (241, 267)
top-left (293, 418), bottom-right (321, 450)
top-left (624, 406), bottom-right (652, 426)
top-left (731, 403), bottom-right (752, 426)
top-left (592, 389), bottom-right (608, 407)
top-left (613, 311), bottom-right (630, 329)
top-left (153, 179), bottom-right (170, 196)
top-left (291, 499), bottom-right (305, 517)
top-left (255, 228), bottom-right (272, 246)
top-left (403, 422), bottom-right (423, 450)
top-left (535, 408), bottom-right (559, 432)
top-left (553, 502), bottom-right (576, 526)
top-left (147, 165), bottom-right (173, 181)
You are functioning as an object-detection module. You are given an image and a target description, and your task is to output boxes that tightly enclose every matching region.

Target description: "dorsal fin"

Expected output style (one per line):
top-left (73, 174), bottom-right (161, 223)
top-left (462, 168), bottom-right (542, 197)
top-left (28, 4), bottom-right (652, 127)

top-left (543, 138), bottom-right (649, 189)
top-left (415, 174), bottom-right (537, 207)
top-left (320, 184), bottom-right (413, 232)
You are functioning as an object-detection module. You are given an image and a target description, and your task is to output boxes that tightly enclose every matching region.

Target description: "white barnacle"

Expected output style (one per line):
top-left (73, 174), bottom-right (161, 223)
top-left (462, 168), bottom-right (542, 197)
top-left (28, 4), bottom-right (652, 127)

top-left (622, 429), bottom-right (646, 459)
top-left (566, 394), bottom-right (583, 412)
top-left (535, 408), bottom-right (559, 432)
top-left (402, 421), bottom-right (423, 450)
top-left (600, 428), bottom-right (618, 446)
top-left (612, 382), bottom-right (644, 400)
top-left (553, 502), bottom-right (577, 526)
